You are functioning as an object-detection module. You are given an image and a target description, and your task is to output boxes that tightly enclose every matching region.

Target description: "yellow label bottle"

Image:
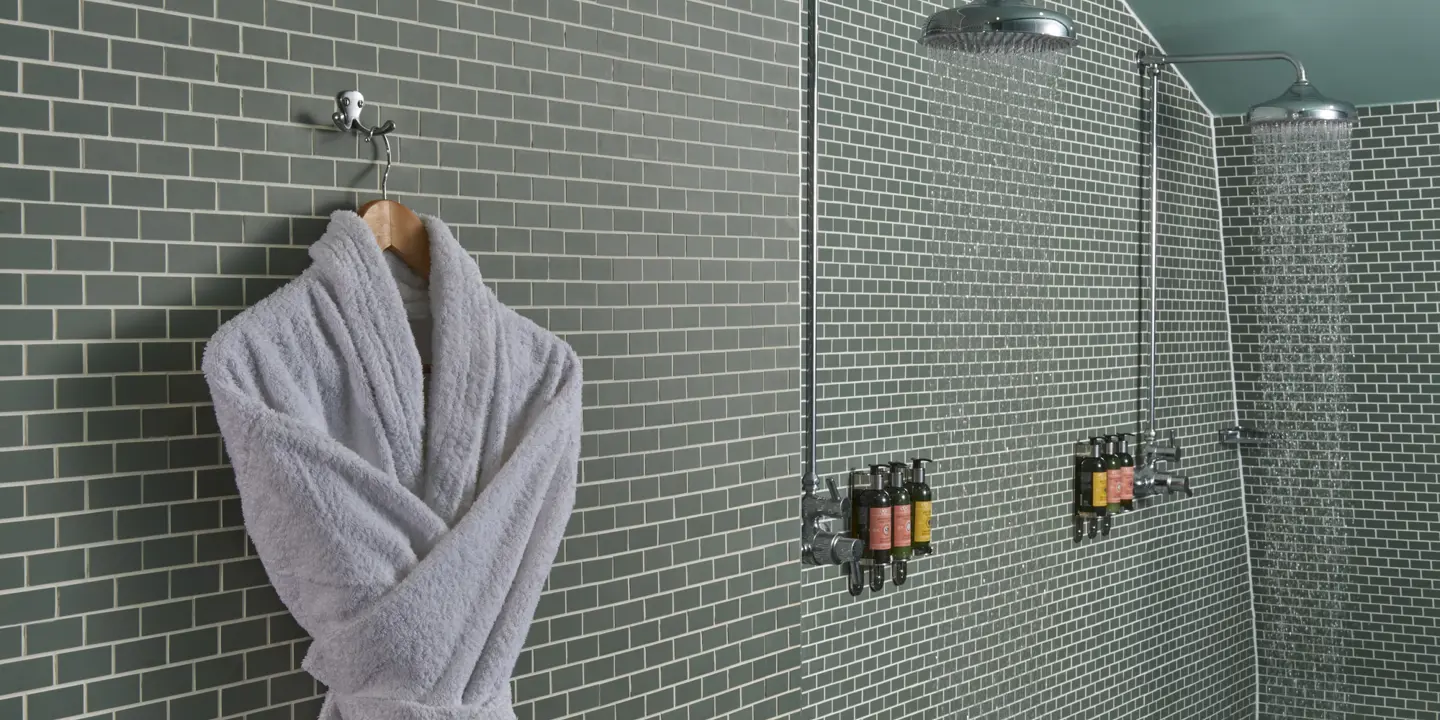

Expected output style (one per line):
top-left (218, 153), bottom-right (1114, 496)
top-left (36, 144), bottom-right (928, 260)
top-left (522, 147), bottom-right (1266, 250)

top-left (1082, 439), bottom-right (1109, 516)
top-left (906, 458), bottom-right (935, 556)
top-left (913, 501), bottom-right (932, 543)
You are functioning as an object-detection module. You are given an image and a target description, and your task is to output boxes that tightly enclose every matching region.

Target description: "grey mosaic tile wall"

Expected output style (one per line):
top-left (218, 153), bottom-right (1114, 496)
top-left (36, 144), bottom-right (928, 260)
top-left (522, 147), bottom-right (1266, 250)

top-left (1219, 104), bottom-right (1440, 718)
top-left (802, 1), bottom-right (1256, 718)
top-left (0, 1), bottom-right (804, 718)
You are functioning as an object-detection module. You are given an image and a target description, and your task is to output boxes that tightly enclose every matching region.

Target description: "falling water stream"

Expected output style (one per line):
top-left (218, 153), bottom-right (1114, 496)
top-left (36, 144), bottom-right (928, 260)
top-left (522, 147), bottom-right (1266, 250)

top-left (1248, 122), bottom-right (1354, 719)
top-left (927, 42), bottom-right (1064, 718)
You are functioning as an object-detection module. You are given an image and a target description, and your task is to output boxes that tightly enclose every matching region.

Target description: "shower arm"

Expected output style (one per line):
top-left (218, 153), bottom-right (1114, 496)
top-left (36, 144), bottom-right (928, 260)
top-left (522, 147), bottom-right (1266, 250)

top-left (1138, 51), bottom-right (1309, 85)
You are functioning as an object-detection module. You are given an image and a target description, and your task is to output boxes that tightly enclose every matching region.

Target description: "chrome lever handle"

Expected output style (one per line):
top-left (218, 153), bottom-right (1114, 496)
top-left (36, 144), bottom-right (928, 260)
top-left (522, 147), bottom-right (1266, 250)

top-left (1167, 476), bottom-right (1194, 497)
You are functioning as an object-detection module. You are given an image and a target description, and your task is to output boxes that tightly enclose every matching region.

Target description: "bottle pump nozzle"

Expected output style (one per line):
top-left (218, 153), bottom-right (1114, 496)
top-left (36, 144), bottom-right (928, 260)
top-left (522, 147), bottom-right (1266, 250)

top-left (910, 457), bottom-right (932, 485)
top-left (887, 461), bottom-right (907, 484)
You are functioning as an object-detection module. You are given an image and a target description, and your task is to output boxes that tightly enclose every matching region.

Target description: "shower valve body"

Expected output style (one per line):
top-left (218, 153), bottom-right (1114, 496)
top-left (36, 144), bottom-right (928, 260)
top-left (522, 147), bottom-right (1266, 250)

top-left (801, 476), bottom-right (862, 566)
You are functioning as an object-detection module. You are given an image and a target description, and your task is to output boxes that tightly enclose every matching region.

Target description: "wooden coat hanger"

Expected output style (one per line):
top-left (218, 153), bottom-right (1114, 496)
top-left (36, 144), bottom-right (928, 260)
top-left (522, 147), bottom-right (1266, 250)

top-left (333, 91), bottom-right (431, 279)
top-left (361, 199), bottom-right (430, 280)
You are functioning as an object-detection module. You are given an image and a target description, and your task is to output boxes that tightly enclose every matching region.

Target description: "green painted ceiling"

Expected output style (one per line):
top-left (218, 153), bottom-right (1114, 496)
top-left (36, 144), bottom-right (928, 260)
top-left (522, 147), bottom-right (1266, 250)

top-left (1124, 0), bottom-right (1440, 116)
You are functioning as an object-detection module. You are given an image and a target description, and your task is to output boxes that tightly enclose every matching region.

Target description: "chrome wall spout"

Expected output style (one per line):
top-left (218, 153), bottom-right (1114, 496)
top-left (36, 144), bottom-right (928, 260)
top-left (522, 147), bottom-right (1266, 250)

top-left (1219, 426), bottom-right (1274, 447)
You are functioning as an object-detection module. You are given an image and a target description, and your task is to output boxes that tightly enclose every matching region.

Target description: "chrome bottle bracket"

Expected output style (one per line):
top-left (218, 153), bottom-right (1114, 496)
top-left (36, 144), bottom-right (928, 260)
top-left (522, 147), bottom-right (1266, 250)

top-left (1070, 430), bottom-right (1192, 533)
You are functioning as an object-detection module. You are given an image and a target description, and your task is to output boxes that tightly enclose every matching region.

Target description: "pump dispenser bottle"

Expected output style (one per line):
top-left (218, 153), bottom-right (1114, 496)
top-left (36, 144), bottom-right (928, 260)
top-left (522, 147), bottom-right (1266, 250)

top-left (885, 462), bottom-right (912, 586)
top-left (1084, 439), bottom-right (1107, 515)
top-left (907, 458), bottom-right (934, 556)
top-left (1105, 436), bottom-right (1123, 515)
top-left (1116, 435), bottom-right (1135, 511)
top-left (863, 465), bottom-right (892, 591)
top-left (1083, 438), bottom-right (1108, 537)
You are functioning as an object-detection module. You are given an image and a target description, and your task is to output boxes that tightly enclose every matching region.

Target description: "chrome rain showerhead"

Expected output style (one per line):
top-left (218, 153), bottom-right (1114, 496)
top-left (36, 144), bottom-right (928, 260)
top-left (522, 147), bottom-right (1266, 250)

top-left (1248, 81), bottom-right (1358, 128)
top-left (921, 0), bottom-right (1077, 54)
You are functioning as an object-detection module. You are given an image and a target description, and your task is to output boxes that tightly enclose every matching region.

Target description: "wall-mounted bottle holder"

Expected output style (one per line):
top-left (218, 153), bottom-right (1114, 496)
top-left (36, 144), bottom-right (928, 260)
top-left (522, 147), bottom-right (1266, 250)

top-left (1072, 431), bottom-right (1193, 543)
top-left (843, 458), bottom-right (936, 596)
top-left (1072, 438), bottom-right (1107, 542)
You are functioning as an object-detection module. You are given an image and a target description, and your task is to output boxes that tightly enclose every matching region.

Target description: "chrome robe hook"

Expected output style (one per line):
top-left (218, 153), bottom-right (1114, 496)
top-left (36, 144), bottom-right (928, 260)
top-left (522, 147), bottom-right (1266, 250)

top-left (331, 90), bottom-right (398, 200)
top-left (331, 90), bottom-right (395, 137)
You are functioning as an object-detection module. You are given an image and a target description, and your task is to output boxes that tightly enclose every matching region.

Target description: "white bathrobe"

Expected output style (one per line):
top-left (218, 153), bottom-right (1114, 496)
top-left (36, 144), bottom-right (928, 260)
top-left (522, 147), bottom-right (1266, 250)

top-left (203, 211), bottom-right (580, 720)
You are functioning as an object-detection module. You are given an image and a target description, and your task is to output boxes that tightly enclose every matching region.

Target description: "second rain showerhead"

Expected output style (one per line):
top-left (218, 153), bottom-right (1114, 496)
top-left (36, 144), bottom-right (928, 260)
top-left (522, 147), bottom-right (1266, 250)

top-left (921, 0), bottom-right (1077, 54)
top-left (1248, 81), bottom-right (1358, 129)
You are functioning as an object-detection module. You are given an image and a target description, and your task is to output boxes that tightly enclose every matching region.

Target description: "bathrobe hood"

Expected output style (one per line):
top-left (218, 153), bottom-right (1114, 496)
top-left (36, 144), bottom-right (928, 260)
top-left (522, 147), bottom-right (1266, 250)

top-left (203, 211), bottom-right (580, 720)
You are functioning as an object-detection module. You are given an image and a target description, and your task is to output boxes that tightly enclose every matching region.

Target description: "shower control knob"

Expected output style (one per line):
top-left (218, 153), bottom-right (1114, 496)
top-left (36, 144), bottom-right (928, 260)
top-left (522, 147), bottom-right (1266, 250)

top-left (808, 532), bottom-right (862, 566)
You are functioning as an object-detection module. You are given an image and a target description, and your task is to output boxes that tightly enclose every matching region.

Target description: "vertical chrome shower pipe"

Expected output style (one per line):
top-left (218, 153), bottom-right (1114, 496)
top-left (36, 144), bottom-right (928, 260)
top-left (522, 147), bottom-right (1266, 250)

top-left (802, 0), bottom-right (819, 492)
top-left (1145, 62), bottom-right (1160, 444)
top-left (797, 0), bottom-right (860, 573)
